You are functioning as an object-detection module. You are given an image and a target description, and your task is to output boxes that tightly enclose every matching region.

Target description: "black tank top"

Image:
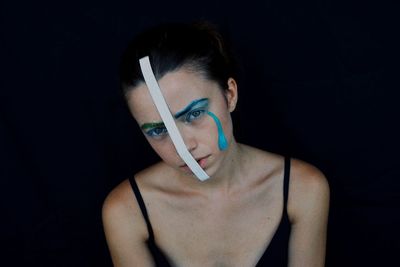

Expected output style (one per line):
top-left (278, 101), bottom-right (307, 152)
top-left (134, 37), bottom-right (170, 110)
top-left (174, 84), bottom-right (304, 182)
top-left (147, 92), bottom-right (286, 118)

top-left (129, 157), bottom-right (292, 267)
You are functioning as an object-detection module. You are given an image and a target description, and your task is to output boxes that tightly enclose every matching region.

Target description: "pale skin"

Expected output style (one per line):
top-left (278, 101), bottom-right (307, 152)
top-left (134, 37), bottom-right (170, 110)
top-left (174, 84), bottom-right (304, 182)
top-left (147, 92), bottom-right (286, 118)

top-left (102, 67), bottom-right (330, 267)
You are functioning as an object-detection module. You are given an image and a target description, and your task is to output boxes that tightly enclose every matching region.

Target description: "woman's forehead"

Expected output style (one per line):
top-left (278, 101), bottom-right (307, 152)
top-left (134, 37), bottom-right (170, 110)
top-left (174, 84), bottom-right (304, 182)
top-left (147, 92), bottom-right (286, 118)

top-left (127, 70), bottom-right (220, 118)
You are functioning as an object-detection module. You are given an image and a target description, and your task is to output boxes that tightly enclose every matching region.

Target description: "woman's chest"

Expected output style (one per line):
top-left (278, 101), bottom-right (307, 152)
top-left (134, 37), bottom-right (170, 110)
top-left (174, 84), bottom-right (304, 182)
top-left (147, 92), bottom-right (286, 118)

top-left (148, 192), bottom-right (284, 266)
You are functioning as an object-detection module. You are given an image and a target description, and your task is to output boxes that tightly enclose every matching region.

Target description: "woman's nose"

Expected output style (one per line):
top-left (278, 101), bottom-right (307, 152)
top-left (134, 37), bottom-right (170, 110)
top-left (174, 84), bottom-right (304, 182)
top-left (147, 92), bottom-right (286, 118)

top-left (179, 126), bottom-right (198, 152)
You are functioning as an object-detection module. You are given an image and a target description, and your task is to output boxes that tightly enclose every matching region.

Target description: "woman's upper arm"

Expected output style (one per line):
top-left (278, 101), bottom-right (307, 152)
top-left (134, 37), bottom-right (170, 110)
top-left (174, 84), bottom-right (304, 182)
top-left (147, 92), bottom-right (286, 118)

top-left (287, 160), bottom-right (330, 267)
top-left (102, 180), bottom-right (155, 267)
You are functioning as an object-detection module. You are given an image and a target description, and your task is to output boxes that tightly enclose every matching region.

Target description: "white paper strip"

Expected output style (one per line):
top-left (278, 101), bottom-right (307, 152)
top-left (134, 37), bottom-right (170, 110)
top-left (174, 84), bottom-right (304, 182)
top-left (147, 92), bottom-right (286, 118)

top-left (139, 56), bottom-right (210, 181)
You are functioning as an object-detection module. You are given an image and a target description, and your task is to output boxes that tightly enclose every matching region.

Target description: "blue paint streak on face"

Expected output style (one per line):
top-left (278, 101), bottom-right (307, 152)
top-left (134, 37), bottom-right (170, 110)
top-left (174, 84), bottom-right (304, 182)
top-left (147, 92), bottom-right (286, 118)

top-left (174, 98), bottom-right (209, 119)
top-left (207, 111), bottom-right (228, 151)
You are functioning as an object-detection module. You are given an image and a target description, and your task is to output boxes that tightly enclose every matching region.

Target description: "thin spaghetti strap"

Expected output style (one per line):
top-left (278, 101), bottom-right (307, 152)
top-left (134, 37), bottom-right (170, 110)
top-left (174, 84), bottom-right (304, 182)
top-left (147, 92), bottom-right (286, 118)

top-left (128, 177), bottom-right (155, 241)
top-left (283, 157), bottom-right (291, 211)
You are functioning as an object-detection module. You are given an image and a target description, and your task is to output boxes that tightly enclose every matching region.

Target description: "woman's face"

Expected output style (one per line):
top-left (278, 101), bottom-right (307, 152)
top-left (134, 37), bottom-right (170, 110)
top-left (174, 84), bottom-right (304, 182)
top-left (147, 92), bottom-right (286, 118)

top-left (126, 67), bottom-right (238, 177)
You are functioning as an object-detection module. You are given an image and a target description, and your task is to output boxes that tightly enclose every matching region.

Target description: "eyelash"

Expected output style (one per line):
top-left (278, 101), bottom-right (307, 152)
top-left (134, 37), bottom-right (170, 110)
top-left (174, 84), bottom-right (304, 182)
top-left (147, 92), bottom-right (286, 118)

top-left (184, 108), bottom-right (206, 123)
top-left (145, 108), bottom-right (207, 139)
top-left (146, 127), bottom-right (168, 139)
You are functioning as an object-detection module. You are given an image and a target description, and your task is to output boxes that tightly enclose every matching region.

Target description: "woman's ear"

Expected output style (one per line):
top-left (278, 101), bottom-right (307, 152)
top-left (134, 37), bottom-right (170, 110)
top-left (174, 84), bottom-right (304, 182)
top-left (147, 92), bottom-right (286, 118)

top-left (225, 78), bottom-right (238, 112)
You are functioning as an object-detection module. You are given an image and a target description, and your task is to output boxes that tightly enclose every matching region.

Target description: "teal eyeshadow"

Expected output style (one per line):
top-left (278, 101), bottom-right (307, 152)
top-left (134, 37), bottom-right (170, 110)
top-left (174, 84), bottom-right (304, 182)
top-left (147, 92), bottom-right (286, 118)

top-left (174, 98), bottom-right (209, 119)
top-left (141, 98), bottom-right (209, 135)
top-left (206, 111), bottom-right (228, 151)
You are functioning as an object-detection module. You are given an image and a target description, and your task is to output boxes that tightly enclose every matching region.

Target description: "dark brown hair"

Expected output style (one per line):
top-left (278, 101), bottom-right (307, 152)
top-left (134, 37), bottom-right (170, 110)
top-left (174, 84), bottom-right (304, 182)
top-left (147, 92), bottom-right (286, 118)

top-left (119, 21), bottom-right (237, 96)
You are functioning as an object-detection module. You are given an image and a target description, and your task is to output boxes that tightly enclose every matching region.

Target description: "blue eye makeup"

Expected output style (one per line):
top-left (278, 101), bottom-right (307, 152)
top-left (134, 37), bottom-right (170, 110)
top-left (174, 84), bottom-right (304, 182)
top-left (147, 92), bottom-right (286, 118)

top-left (146, 126), bottom-right (168, 138)
top-left (140, 98), bottom-right (209, 139)
top-left (184, 108), bottom-right (206, 123)
top-left (141, 122), bottom-right (168, 138)
top-left (175, 98), bottom-right (209, 123)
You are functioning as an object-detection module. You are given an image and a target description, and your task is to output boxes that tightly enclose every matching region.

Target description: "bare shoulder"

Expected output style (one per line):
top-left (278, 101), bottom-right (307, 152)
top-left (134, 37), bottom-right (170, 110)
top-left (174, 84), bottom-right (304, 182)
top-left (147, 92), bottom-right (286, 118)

top-left (102, 161), bottom-right (166, 228)
top-left (287, 158), bottom-right (330, 223)
top-left (102, 173), bottom-right (158, 266)
top-left (102, 178), bottom-right (148, 240)
top-left (102, 178), bottom-right (135, 218)
top-left (289, 158), bottom-right (330, 193)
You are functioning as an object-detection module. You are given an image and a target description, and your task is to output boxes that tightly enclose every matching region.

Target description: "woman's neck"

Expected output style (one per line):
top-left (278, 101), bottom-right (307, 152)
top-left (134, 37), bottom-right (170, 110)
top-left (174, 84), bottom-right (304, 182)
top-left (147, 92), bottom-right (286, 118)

top-left (177, 139), bottom-right (249, 195)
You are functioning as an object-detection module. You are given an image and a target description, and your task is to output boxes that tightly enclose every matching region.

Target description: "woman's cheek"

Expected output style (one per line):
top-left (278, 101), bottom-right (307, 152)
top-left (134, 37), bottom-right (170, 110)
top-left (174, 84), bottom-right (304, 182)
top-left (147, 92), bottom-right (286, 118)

top-left (211, 110), bottom-right (233, 145)
top-left (148, 138), bottom-right (179, 164)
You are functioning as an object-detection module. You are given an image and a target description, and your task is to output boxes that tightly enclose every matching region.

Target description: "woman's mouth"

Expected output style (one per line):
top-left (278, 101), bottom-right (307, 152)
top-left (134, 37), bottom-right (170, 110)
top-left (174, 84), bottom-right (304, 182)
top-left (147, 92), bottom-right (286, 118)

top-left (180, 155), bottom-right (209, 170)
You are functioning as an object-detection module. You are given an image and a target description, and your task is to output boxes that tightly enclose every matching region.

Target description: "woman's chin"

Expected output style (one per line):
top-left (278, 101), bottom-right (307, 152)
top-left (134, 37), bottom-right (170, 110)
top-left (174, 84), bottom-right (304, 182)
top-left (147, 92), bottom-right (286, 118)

top-left (175, 166), bottom-right (212, 181)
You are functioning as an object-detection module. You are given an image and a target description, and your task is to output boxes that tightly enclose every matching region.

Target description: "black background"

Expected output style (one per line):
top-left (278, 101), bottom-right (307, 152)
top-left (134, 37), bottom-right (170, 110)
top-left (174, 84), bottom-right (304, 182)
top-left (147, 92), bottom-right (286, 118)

top-left (1, 0), bottom-right (399, 266)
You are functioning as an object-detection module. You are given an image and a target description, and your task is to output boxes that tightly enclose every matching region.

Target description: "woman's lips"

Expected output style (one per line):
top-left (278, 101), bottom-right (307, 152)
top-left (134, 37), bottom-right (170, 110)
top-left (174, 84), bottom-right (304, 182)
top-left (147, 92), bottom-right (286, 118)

top-left (180, 155), bottom-right (209, 169)
top-left (197, 156), bottom-right (208, 168)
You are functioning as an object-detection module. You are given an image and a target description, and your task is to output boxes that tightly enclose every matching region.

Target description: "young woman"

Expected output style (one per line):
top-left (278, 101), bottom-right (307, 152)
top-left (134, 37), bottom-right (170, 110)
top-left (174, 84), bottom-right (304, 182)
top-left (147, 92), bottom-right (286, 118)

top-left (102, 21), bottom-right (330, 267)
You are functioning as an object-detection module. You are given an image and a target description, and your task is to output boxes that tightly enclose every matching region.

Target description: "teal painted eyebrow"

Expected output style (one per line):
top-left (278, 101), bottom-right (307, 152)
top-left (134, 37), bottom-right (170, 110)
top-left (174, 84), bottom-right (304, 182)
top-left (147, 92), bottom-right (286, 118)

top-left (174, 98), bottom-right (209, 119)
top-left (140, 98), bottom-right (209, 130)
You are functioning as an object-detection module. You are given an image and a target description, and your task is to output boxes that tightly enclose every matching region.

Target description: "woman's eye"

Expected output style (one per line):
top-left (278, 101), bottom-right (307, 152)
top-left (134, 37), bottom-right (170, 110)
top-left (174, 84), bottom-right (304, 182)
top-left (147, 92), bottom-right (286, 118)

top-left (146, 127), bottom-right (168, 138)
top-left (185, 109), bottom-right (205, 123)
